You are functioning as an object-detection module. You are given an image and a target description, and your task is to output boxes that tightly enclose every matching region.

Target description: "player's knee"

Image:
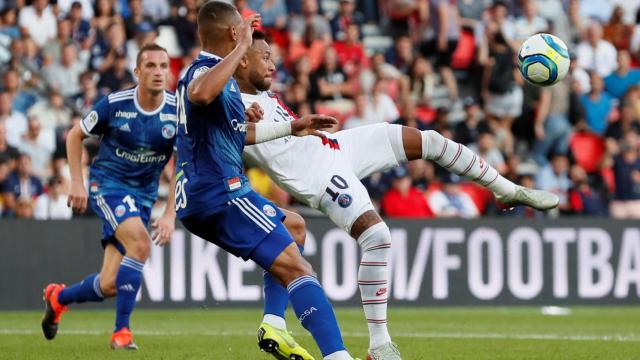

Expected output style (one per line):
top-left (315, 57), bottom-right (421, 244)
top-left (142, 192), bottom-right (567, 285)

top-left (421, 130), bottom-right (445, 159)
top-left (274, 258), bottom-right (314, 286)
top-left (126, 235), bottom-right (151, 261)
top-left (99, 275), bottom-right (117, 297)
top-left (357, 222), bottom-right (392, 253)
top-left (286, 213), bottom-right (306, 248)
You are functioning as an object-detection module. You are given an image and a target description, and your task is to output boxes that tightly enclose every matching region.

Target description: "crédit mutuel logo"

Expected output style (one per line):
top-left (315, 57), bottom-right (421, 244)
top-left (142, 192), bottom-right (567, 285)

top-left (115, 148), bottom-right (166, 163)
top-left (230, 118), bottom-right (248, 132)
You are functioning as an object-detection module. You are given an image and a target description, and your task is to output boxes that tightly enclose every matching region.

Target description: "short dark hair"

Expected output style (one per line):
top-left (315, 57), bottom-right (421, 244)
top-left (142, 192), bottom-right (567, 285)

top-left (197, 1), bottom-right (240, 46)
top-left (136, 43), bottom-right (168, 67)
top-left (252, 30), bottom-right (267, 42)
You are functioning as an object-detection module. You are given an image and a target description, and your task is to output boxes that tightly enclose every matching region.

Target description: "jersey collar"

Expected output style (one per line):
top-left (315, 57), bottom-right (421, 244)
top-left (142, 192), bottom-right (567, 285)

top-left (199, 50), bottom-right (223, 61)
top-left (133, 86), bottom-right (166, 116)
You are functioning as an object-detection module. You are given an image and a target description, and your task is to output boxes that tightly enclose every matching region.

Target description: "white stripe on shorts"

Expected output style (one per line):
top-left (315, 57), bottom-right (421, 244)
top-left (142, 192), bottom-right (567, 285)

top-left (96, 195), bottom-right (118, 230)
top-left (230, 199), bottom-right (273, 233)
top-left (238, 197), bottom-right (276, 228)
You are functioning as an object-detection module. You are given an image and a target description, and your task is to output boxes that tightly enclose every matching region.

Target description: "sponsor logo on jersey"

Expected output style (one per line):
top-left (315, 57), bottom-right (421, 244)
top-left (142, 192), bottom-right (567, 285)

top-left (298, 307), bottom-right (317, 322)
top-left (262, 204), bottom-right (277, 217)
top-left (161, 124), bottom-right (176, 139)
top-left (115, 110), bottom-right (138, 119)
top-left (83, 111), bottom-right (99, 132)
top-left (376, 287), bottom-right (388, 297)
top-left (227, 177), bottom-right (242, 191)
top-left (119, 123), bottom-right (131, 132)
top-left (337, 193), bottom-right (352, 208)
top-left (115, 204), bottom-right (126, 217)
top-left (115, 148), bottom-right (167, 164)
top-left (230, 118), bottom-right (248, 132)
top-left (192, 66), bottom-right (210, 79)
top-left (160, 113), bottom-right (177, 122)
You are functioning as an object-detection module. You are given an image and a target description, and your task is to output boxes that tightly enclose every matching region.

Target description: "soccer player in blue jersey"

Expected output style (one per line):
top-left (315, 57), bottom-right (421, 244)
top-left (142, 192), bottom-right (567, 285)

top-left (41, 43), bottom-right (177, 350)
top-left (174, 2), bottom-right (355, 359)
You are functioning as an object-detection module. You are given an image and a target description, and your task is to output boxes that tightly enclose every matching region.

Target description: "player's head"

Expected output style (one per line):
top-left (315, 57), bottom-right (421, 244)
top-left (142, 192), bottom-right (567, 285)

top-left (197, 1), bottom-right (243, 53)
top-left (134, 43), bottom-right (170, 94)
top-left (236, 31), bottom-right (275, 92)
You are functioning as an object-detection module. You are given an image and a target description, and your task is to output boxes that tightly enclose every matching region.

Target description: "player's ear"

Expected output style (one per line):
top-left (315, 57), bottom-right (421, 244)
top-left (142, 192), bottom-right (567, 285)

top-left (239, 55), bottom-right (248, 68)
top-left (133, 66), bottom-right (140, 79)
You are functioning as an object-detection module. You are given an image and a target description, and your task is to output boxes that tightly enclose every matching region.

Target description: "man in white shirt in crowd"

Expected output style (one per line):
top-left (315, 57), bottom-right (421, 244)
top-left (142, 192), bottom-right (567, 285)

top-left (575, 22), bottom-right (618, 77)
top-left (34, 176), bottom-right (72, 220)
top-left (17, 0), bottom-right (57, 47)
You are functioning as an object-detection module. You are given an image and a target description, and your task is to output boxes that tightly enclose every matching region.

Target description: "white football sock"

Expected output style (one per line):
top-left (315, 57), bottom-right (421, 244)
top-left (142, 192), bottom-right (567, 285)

top-left (262, 313), bottom-right (286, 330)
top-left (357, 222), bottom-right (392, 349)
top-left (421, 130), bottom-right (517, 197)
top-left (324, 350), bottom-right (353, 360)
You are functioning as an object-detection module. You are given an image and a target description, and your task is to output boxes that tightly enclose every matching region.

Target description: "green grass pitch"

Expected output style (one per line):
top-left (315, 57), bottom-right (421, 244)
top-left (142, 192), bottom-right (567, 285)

top-left (1, 307), bottom-right (639, 359)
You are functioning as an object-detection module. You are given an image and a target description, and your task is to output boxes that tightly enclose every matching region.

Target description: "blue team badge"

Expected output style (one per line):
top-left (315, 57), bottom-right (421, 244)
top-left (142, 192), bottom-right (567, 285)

top-left (162, 124), bottom-right (176, 139)
top-left (115, 205), bottom-right (126, 217)
top-left (263, 204), bottom-right (277, 217)
top-left (337, 194), bottom-right (352, 208)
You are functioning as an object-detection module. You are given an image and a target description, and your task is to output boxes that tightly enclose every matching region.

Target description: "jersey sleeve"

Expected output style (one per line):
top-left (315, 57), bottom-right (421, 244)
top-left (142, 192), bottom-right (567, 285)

top-left (80, 96), bottom-right (110, 137)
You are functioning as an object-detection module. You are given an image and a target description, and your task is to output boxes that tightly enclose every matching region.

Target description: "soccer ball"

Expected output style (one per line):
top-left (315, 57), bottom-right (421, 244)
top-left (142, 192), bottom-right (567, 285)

top-left (517, 33), bottom-right (570, 87)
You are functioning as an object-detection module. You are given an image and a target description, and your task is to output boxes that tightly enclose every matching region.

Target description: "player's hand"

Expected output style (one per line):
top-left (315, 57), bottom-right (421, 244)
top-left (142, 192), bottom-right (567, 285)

top-left (245, 102), bottom-right (264, 123)
top-left (67, 180), bottom-right (88, 213)
top-left (437, 36), bottom-right (448, 52)
top-left (151, 212), bottom-right (175, 246)
top-left (238, 13), bottom-right (261, 50)
top-left (534, 123), bottom-right (545, 140)
top-left (291, 114), bottom-right (338, 137)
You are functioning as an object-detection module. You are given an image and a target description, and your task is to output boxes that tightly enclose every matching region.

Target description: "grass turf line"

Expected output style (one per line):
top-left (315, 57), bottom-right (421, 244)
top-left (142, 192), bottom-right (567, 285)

top-left (1, 307), bottom-right (639, 359)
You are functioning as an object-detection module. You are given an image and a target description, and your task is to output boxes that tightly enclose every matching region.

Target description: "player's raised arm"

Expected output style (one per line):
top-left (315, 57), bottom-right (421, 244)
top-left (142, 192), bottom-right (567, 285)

top-left (188, 11), bottom-right (260, 105)
top-left (245, 114), bottom-right (337, 145)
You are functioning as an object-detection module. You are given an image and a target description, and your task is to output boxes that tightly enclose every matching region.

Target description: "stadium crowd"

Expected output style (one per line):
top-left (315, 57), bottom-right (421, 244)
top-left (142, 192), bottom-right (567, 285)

top-left (0, 0), bottom-right (639, 220)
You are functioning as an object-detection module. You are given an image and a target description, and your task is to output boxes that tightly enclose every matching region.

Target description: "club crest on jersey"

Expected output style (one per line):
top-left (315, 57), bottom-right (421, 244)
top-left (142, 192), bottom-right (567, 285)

top-left (115, 205), bottom-right (126, 217)
top-left (192, 66), bottom-right (209, 79)
top-left (162, 124), bottom-right (176, 139)
top-left (337, 193), bottom-right (352, 208)
top-left (263, 204), bottom-right (277, 217)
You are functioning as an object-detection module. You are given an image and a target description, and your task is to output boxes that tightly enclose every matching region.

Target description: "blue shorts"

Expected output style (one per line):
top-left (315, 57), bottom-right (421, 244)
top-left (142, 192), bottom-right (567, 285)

top-left (180, 191), bottom-right (293, 270)
top-left (89, 191), bottom-right (151, 255)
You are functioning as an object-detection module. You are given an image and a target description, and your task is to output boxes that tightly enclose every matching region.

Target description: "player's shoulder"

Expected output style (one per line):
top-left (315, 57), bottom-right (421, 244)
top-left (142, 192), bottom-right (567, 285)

top-left (164, 90), bottom-right (176, 108)
top-left (107, 88), bottom-right (136, 104)
top-left (187, 56), bottom-right (220, 81)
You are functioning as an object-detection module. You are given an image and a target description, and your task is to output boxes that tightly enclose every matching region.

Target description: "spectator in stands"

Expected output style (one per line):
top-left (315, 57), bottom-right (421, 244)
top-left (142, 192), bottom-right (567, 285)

top-left (513, 0), bottom-right (549, 42)
top-left (536, 153), bottom-right (571, 212)
top-left (126, 21), bottom-right (157, 74)
top-left (381, 166), bottom-right (433, 218)
top-left (68, 1), bottom-right (93, 47)
top-left (603, 5), bottom-right (633, 50)
top-left (2, 68), bottom-right (36, 115)
top-left (406, 56), bottom-right (434, 107)
top-left (34, 175), bottom-right (72, 220)
top-left (580, 0), bottom-right (613, 24)
top-left (0, 121), bottom-right (19, 169)
top-left (454, 96), bottom-right (487, 146)
top-left (418, 0), bottom-right (460, 101)
top-left (71, 71), bottom-right (103, 115)
top-left (17, 0), bottom-right (57, 47)
top-left (288, 0), bottom-right (332, 44)
top-left (580, 73), bottom-right (613, 135)
top-left (124, 0), bottom-right (153, 40)
top-left (485, 1), bottom-right (516, 46)
top-left (97, 52), bottom-right (134, 93)
top-left (14, 195), bottom-right (34, 219)
top-left (383, 0), bottom-right (422, 38)
top-left (469, 130), bottom-right (507, 174)
top-left (142, 0), bottom-right (170, 22)
top-left (17, 116), bottom-right (55, 180)
top-left (394, 98), bottom-right (429, 131)
top-left (330, 0), bottom-right (364, 41)
top-left (0, 6), bottom-right (19, 40)
top-left (343, 92), bottom-right (375, 129)
top-left (43, 42), bottom-right (88, 97)
top-left (288, 25), bottom-right (326, 71)
top-left (604, 50), bottom-right (640, 100)
top-left (0, 90), bottom-right (26, 147)
top-left (28, 91), bottom-right (72, 138)
top-left (366, 78), bottom-right (400, 124)
top-left (90, 21), bottom-right (126, 73)
top-left (385, 35), bottom-right (414, 74)
top-left (42, 19), bottom-right (74, 65)
top-left (568, 164), bottom-right (608, 216)
top-left (427, 178), bottom-right (479, 218)
top-left (533, 76), bottom-right (572, 165)
top-left (575, 22), bottom-right (618, 78)
top-left (248, 0), bottom-right (287, 29)
top-left (58, 0), bottom-right (94, 20)
top-left (333, 23), bottom-right (369, 76)
top-left (566, 0), bottom-right (585, 47)
top-left (309, 47), bottom-right (352, 102)
top-left (1, 153), bottom-right (43, 217)
top-left (162, 0), bottom-right (198, 56)
top-left (605, 104), bottom-right (640, 153)
top-left (92, 0), bottom-right (121, 36)
top-left (0, 156), bottom-right (8, 215)
top-left (610, 142), bottom-right (640, 218)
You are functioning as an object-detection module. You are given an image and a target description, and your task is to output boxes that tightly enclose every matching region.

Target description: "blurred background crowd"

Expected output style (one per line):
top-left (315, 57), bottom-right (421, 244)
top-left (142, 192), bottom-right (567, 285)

top-left (0, 0), bottom-right (639, 220)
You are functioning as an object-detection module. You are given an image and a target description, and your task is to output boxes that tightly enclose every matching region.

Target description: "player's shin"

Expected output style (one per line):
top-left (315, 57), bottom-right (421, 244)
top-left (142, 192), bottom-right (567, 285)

top-left (262, 244), bottom-right (304, 329)
top-left (57, 273), bottom-right (105, 305)
top-left (287, 275), bottom-right (348, 358)
top-left (357, 223), bottom-right (392, 349)
top-left (421, 130), bottom-right (517, 197)
top-left (114, 257), bottom-right (144, 331)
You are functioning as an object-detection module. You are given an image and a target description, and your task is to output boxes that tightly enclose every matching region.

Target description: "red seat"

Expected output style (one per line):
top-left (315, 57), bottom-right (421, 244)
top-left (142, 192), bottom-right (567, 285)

top-left (569, 132), bottom-right (606, 173)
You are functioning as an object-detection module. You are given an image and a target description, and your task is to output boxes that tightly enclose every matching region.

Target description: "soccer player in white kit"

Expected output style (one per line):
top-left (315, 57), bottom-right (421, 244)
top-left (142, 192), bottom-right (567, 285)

top-left (238, 31), bottom-right (559, 360)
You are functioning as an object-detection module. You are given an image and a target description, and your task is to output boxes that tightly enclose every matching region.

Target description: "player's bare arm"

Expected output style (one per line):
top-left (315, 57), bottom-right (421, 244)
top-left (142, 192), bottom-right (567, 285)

top-left (188, 14), bottom-right (260, 105)
top-left (65, 124), bottom-right (88, 213)
top-left (244, 114), bottom-right (337, 145)
top-left (152, 154), bottom-right (177, 246)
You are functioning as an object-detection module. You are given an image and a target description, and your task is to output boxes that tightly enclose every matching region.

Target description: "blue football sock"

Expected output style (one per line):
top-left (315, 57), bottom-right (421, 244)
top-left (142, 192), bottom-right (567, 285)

top-left (114, 256), bottom-right (144, 331)
top-left (57, 273), bottom-right (104, 305)
top-left (287, 275), bottom-right (345, 357)
top-left (262, 245), bottom-right (304, 320)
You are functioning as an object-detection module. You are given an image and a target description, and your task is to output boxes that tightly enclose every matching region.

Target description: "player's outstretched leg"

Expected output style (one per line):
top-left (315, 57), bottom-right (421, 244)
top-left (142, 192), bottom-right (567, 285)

top-left (259, 210), bottom-right (314, 360)
top-left (399, 126), bottom-right (559, 210)
top-left (42, 245), bottom-right (122, 340)
top-left (269, 242), bottom-right (354, 360)
top-left (109, 217), bottom-right (152, 350)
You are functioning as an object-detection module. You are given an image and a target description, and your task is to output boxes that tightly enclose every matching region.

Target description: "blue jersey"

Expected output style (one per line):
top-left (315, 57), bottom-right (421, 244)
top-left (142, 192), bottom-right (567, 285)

top-left (80, 87), bottom-right (177, 208)
top-left (175, 51), bottom-right (251, 218)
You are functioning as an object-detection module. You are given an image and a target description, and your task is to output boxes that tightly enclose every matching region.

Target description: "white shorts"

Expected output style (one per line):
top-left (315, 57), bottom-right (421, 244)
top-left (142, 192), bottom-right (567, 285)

top-left (486, 86), bottom-right (523, 118)
top-left (317, 123), bottom-right (405, 233)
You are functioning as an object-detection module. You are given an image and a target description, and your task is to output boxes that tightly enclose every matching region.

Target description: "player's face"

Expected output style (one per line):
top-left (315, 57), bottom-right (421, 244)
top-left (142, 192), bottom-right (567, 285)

top-left (248, 40), bottom-right (276, 91)
top-left (135, 50), bottom-right (170, 94)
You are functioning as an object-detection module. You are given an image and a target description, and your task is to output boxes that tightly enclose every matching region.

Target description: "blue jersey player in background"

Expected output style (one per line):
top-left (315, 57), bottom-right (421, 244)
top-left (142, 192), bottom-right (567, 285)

top-left (175, 2), bottom-right (356, 359)
top-left (41, 43), bottom-right (177, 350)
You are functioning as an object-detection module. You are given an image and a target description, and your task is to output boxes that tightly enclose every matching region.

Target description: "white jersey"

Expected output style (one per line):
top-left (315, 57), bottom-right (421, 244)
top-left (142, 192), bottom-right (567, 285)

top-left (242, 91), bottom-right (339, 207)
